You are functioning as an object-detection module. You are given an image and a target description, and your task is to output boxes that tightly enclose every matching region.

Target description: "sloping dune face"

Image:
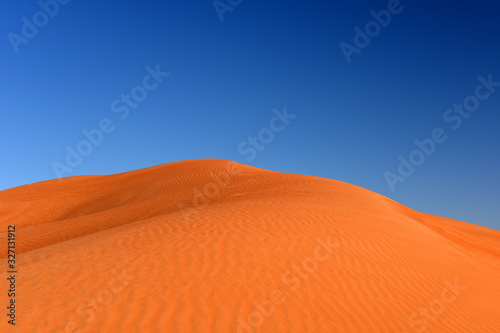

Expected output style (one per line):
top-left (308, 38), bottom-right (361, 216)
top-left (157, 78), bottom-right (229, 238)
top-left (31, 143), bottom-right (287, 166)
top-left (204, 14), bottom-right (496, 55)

top-left (1, 159), bottom-right (499, 333)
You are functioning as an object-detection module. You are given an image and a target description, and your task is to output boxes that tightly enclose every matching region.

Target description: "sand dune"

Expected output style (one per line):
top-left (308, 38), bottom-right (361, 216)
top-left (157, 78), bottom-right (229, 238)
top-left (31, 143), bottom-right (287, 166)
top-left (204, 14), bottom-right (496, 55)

top-left (1, 159), bottom-right (499, 332)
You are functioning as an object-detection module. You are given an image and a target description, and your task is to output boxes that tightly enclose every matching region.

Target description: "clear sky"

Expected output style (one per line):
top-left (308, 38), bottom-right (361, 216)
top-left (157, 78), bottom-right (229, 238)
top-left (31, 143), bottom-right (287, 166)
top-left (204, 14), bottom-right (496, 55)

top-left (1, 0), bottom-right (499, 230)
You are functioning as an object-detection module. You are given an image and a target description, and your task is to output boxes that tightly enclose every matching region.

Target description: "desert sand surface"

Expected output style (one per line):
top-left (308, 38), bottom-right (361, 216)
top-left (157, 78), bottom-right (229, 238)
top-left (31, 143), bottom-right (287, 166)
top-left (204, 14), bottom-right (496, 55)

top-left (1, 159), bottom-right (499, 332)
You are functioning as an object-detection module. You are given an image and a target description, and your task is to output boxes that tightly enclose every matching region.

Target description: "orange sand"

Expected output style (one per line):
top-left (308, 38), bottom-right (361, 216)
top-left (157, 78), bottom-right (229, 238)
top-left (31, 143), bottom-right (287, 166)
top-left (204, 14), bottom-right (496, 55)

top-left (1, 159), bottom-right (499, 332)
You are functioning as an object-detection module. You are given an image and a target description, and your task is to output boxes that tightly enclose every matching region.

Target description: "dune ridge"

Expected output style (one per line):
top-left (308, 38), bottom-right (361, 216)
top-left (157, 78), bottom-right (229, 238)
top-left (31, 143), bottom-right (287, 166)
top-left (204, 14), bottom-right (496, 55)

top-left (1, 159), bottom-right (499, 332)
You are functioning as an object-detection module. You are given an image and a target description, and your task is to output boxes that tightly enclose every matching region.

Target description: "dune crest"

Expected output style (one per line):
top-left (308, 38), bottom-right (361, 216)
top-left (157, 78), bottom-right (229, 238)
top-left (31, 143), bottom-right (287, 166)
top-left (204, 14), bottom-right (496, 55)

top-left (1, 159), bottom-right (499, 332)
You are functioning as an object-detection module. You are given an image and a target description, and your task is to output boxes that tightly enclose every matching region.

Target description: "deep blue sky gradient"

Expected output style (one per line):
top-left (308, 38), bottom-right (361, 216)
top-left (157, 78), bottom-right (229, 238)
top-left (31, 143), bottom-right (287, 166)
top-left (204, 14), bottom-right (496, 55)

top-left (1, 0), bottom-right (499, 230)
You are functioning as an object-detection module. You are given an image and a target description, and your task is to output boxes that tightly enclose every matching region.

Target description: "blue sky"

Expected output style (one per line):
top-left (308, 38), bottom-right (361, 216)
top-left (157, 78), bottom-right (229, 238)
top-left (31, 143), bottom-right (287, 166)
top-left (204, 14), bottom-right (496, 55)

top-left (1, 0), bottom-right (499, 230)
